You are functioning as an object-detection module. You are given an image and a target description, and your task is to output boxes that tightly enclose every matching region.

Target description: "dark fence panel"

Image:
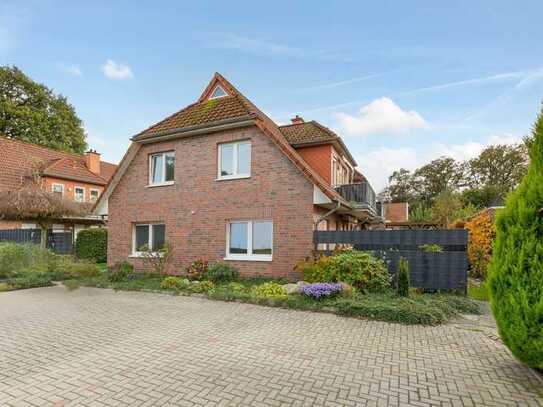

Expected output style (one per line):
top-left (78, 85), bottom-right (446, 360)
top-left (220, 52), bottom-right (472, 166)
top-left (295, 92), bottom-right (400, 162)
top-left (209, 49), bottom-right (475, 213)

top-left (0, 229), bottom-right (73, 254)
top-left (314, 229), bottom-right (468, 291)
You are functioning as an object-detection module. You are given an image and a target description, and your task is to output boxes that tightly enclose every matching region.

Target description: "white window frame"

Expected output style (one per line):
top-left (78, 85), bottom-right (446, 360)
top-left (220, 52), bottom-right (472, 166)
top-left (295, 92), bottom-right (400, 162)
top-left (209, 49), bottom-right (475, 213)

top-left (209, 85), bottom-right (228, 100)
top-left (217, 140), bottom-right (251, 181)
top-left (148, 151), bottom-right (175, 187)
top-left (225, 220), bottom-right (273, 262)
top-left (131, 223), bottom-right (166, 257)
top-left (74, 186), bottom-right (85, 202)
top-left (89, 189), bottom-right (100, 202)
top-left (52, 183), bottom-right (64, 197)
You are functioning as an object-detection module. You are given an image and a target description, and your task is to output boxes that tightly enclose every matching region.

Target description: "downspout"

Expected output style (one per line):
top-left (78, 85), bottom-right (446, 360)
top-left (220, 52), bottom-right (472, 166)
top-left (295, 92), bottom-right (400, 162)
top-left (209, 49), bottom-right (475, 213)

top-left (314, 200), bottom-right (341, 251)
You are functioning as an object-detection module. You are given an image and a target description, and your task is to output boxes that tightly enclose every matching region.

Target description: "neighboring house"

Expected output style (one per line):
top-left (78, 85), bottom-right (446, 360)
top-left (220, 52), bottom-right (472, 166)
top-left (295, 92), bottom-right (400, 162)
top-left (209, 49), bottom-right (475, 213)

top-left (0, 136), bottom-right (117, 236)
top-left (382, 202), bottom-right (409, 223)
top-left (95, 73), bottom-right (380, 279)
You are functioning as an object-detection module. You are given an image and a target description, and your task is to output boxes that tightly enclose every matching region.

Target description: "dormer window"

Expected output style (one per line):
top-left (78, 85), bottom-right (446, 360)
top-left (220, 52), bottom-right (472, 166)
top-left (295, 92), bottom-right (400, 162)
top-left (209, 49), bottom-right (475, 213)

top-left (209, 85), bottom-right (227, 99)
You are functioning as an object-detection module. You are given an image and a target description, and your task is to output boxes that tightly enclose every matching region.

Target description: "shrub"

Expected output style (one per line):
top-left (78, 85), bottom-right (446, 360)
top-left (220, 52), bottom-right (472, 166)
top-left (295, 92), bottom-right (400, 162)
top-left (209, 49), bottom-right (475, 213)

top-left (108, 261), bottom-right (133, 282)
top-left (300, 283), bottom-right (342, 299)
top-left (160, 276), bottom-right (190, 290)
top-left (397, 257), bottom-right (410, 297)
top-left (250, 282), bottom-right (287, 298)
top-left (58, 257), bottom-right (101, 278)
top-left (418, 244), bottom-right (443, 253)
top-left (188, 280), bottom-right (214, 293)
top-left (74, 228), bottom-right (107, 262)
top-left (185, 259), bottom-right (208, 280)
top-left (465, 210), bottom-right (495, 278)
top-left (203, 262), bottom-right (239, 283)
top-left (295, 256), bottom-right (331, 283)
top-left (0, 282), bottom-right (11, 292)
top-left (0, 242), bottom-right (58, 278)
top-left (7, 275), bottom-right (53, 290)
top-left (207, 282), bottom-right (249, 301)
top-left (325, 251), bottom-right (390, 292)
top-left (488, 108), bottom-right (543, 369)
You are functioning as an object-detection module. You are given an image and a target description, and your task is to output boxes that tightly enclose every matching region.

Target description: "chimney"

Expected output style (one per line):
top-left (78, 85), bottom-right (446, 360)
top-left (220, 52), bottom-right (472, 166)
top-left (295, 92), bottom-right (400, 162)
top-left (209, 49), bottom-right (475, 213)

top-left (291, 115), bottom-right (304, 124)
top-left (85, 149), bottom-right (101, 175)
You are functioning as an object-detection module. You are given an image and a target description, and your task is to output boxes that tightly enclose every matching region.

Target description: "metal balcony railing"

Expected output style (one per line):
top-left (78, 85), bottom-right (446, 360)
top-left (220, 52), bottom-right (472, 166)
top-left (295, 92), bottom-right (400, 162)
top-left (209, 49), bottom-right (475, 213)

top-left (335, 182), bottom-right (377, 213)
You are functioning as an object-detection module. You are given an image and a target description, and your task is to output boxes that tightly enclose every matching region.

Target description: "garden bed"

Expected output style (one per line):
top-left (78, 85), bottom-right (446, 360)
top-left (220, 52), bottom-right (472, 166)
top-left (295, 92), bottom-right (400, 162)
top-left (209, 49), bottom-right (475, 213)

top-left (65, 273), bottom-right (480, 326)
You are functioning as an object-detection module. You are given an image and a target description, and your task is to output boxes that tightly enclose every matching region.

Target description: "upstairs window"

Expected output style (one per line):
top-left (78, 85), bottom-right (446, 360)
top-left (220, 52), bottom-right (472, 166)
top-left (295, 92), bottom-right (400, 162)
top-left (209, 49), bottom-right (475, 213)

top-left (218, 140), bottom-right (251, 180)
top-left (210, 85), bottom-right (227, 99)
top-left (74, 187), bottom-right (85, 202)
top-left (149, 151), bottom-right (175, 186)
top-left (133, 224), bottom-right (166, 255)
top-left (90, 189), bottom-right (99, 202)
top-left (52, 184), bottom-right (64, 198)
top-left (226, 220), bottom-right (272, 261)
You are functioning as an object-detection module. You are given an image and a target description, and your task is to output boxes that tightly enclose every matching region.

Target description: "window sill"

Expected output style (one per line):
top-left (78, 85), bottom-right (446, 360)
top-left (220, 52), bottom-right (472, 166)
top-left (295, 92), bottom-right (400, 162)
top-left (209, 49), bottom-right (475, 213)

top-left (215, 175), bottom-right (251, 182)
top-left (129, 252), bottom-right (164, 258)
top-left (224, 255), bottom-right (272, 262)
top-left (146, 181), bottom-right (175, 188)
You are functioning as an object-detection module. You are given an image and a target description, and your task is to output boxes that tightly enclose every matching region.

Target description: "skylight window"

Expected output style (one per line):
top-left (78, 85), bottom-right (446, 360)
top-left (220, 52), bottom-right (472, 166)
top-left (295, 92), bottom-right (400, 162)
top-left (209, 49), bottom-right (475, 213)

top-left (210, 85), bottom-right (227, 99)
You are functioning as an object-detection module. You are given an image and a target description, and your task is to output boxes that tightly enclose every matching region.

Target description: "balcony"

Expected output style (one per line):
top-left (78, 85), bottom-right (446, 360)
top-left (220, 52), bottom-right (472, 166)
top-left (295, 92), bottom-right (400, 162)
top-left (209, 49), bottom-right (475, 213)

top-left (335, 182), bottom-right (378, 215)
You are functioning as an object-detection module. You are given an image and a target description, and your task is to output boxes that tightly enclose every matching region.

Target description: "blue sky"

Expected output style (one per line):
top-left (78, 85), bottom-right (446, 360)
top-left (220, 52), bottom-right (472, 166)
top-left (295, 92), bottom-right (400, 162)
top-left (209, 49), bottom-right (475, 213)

top-left (2, 1), bottom-right (543, 190)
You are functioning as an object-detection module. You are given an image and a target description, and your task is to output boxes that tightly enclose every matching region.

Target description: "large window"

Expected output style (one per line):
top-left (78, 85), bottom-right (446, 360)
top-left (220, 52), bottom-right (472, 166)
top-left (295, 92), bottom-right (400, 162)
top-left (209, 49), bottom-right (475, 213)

top-left (149, 151), bottom-right (175, 186)
top-left (74, 187), bottom-right (85, 202)
top-left (133, 224), bottom-right (166, 255)
top-left (226, 220), bottom-right (272, 261)
top-left (218, 140), bottom-right (251, 180)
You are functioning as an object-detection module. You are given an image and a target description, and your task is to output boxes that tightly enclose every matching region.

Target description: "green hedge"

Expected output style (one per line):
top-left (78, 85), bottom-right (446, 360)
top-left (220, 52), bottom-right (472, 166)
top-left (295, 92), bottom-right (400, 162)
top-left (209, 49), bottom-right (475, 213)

top-left (75, 228), bottom-right (107, 262)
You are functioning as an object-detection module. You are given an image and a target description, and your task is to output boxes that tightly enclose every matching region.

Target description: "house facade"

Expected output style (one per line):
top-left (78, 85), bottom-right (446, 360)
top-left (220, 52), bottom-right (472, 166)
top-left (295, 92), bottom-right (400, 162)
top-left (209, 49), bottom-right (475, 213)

top-left (95, 73), bottom-right (379, 279)
top-left (0, 136), bottom-right (117, 234)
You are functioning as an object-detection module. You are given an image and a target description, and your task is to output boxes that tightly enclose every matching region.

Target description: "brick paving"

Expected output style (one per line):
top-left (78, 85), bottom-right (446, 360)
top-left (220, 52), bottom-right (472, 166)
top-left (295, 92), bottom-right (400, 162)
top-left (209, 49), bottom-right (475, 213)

top-left (0, 286), bottom-right (541, 406)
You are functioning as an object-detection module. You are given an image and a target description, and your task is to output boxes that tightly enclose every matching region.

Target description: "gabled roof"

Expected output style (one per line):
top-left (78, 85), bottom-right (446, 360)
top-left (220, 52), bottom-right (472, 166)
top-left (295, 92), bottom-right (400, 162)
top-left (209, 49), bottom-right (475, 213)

top-left (97, 72), bottom-right (350, 209)
top-left (279, 121), bottom-right (356, 166)
top-left (0, 136), bottom-right (117, 192)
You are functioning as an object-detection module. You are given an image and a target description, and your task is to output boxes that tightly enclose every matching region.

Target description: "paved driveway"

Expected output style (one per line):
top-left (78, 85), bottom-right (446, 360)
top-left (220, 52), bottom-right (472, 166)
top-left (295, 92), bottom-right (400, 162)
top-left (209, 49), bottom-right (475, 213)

top-left (0, 286), bottom-right (541, 407)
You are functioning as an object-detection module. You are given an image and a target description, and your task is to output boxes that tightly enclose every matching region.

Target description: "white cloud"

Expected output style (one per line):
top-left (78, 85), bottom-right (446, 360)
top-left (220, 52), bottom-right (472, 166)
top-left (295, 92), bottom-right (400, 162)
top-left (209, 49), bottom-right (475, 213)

top-left (335, 97), bottom-right (428, 137)
top-left (60, 64), bottom-right (82, 76)
top-left (101, 59), bottom-right (133, 80)
top-left (357, 133), bottom-right (522, 192)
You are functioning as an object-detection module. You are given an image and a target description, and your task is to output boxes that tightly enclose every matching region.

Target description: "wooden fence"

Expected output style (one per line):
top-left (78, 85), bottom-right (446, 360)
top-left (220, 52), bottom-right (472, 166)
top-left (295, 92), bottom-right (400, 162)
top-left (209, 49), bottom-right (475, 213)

top-left (314, 229), bottom-right (468, 291)
top-left (0, 229), bottom-right (73, 254)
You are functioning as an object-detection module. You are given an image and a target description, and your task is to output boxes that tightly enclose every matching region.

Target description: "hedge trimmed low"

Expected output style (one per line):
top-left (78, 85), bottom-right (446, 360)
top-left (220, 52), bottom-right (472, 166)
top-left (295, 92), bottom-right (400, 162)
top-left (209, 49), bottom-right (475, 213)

top-left (75, 228), bottom-right (107, 262)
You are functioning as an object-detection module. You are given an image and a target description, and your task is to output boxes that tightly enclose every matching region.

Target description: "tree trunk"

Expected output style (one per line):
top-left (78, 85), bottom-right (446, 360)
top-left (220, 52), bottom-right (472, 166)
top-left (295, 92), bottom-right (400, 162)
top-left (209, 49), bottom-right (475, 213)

top-left (39, 224), bottom-right (48, 250)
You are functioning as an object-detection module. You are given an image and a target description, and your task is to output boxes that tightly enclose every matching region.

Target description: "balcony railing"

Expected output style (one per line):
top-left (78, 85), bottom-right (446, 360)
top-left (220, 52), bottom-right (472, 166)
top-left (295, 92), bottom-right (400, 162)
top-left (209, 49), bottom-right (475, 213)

top-left (335, 182), bottom-right (377, 213)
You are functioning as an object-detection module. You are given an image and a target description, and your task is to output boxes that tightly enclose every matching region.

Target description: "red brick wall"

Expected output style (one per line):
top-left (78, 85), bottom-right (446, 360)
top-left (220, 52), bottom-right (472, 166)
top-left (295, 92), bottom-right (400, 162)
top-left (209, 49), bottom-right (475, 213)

top-left (384, 202), bottom-right (409, 222)
top-left (296, 145), bottom-right (332, 184)
top-left (0, 220), bottom-right (22, 229)
top-left (108, 126), bottom-right (315, 280)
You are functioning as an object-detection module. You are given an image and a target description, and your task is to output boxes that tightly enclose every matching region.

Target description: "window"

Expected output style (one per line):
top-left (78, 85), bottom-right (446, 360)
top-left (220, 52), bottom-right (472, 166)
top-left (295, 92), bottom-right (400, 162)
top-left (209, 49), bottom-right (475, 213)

top-left (90, 189), bottom-right (99, 202)
top-left (218, 140), bottom-right (251, 179)
top-left (149, 151), bottom-right (175, 186)
top-left (74, 187), bottom-right (85, 202)
top-left (226, 220), bottom-right (272, 261)
top-left (132, 224), bottom-right (166, 255)
top-left (210, 85), bottom-right (227, 99)
top-left (52, 183), bottom-right (64, 198)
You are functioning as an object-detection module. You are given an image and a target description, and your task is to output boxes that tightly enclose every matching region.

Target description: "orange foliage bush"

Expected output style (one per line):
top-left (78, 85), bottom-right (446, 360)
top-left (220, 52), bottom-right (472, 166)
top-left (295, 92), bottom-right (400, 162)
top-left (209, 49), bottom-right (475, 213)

top-left (465, 210), bottom-right (495, 278)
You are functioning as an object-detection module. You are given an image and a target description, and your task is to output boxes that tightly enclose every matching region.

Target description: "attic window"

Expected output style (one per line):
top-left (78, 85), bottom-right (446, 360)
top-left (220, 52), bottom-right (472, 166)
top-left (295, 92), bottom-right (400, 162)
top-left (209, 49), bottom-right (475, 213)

top-left (209, 85), bottom-right (227, 99)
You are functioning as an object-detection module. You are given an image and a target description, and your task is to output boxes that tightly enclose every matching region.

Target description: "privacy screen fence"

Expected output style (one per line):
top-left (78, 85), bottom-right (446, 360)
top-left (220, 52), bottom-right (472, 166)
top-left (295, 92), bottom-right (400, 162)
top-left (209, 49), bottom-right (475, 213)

top-left (0, 229), bottom-right (73, 254)
top-left (314, 229), bottom-right (468, 292)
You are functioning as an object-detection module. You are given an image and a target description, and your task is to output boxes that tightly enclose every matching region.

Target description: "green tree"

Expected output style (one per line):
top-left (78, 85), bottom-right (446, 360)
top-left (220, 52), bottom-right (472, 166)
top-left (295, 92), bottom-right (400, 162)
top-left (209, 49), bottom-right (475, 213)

top-left (385, 168), bottom-right (415, 203)
top-left (488, 107), bottom-right (543, 368)
top-left (0, 66), bottom-right (87, 153)
top-left (413, 157), bottom-right (466, 204)
top-left (467, 144), bottom-right (528, 197)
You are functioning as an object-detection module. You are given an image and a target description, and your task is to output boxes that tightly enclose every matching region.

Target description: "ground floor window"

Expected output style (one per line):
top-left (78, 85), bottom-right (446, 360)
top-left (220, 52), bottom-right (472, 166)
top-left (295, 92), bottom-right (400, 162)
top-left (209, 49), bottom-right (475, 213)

top-left (132, 224), bottom-right (165, 255)
top-left (226, 220), bottom-right (272, 261)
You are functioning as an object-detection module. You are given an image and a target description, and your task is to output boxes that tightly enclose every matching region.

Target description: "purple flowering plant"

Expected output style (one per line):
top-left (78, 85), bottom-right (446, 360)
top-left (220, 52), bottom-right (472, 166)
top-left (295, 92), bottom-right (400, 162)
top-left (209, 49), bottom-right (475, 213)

top-left (300, 283), bottom-right (343, 299)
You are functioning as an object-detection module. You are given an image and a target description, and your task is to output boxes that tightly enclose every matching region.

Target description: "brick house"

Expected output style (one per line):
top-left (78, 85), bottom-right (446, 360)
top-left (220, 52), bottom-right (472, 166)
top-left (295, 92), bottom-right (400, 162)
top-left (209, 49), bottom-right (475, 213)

top-left (95, 73), bottom-right (379, 279)
top-left (0, 136), bottom-right (117, 235)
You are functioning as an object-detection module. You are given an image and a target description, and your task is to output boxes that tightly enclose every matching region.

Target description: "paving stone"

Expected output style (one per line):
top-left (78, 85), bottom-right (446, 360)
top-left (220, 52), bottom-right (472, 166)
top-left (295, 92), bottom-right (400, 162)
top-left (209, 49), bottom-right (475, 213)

top-left (0, 286), bottom-right (541, 406)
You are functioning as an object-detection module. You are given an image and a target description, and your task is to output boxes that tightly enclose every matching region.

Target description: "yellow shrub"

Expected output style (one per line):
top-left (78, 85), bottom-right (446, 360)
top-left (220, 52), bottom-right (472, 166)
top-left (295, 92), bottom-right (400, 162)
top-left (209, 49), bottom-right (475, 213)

top-left (465, 210), bottom-right (495, 278)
